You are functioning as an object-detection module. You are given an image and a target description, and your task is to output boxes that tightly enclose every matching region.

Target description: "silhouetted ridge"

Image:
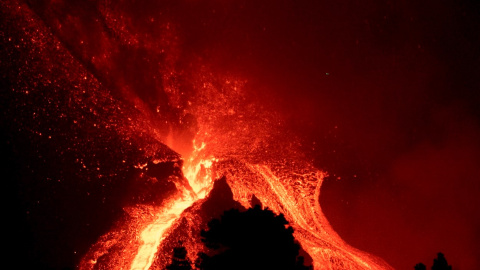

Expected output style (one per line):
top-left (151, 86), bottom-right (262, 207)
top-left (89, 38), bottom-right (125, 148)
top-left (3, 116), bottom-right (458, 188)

top-left (415, 252), bottom-right (452, 270)
top-left (432, 253), bottom-right (452, 270)
top-left (199, 176), bottom-right (245, 221)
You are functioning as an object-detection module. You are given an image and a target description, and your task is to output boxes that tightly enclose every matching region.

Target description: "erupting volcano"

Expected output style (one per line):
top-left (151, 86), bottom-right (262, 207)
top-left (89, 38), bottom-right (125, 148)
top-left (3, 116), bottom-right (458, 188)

top-left (75, 81), bottom-right (392, 270)
top-left (74, 68), bottom-right (392, 269)
top-left (4, 0), bottom-right (480, 269)
top-left (2, 1), bottom-right (391, 269)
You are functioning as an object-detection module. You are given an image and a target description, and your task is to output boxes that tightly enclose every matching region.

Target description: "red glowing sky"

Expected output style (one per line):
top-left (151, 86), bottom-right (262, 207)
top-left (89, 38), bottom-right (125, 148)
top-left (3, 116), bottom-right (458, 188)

top-left (2, 1), bottom-right (480, 269)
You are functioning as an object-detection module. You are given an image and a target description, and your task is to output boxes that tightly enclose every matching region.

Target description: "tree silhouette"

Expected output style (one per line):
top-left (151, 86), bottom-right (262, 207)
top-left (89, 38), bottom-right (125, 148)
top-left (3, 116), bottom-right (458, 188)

top-left (415, 252), bottom-right (452, 270)
top-left (165, 244), bottom-right (192, 270)
top-left (414, 263), bottom-right (426, 270)
top-left (432, 253), bottom-right (452, 270)
top-left (196, 205), bottom-right (312, 270)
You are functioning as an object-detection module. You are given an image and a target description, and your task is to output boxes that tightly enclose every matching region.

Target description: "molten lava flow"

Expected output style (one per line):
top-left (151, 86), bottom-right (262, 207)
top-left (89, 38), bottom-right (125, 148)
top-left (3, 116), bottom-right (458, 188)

top-left (239, 164), bottom-right (385, 270)
top-left (182, 140), bottom-right (216, 198)
top-left (129, 199), bottom-right (193, 270)
top-left (77, 141), bottom-right (216, 270)
top-left (129, 144), bottom-right (215, 270)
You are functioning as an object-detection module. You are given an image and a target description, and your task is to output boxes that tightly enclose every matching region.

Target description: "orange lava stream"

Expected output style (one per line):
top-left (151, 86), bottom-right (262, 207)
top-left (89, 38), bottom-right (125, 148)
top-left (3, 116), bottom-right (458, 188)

top-left (129, 198), bottom-right (195, 270)
top-left (129, 146), bottom-right (215, 270)
top-left (78, 144), bottom-right (216, 270)
top-left (244, 164), bottom-right (390, 269)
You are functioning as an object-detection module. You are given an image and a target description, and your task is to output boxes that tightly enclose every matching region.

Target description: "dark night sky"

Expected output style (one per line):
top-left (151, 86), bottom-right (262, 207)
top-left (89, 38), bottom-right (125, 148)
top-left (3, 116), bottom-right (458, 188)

top-left (2, 0), bottom-right (480, 269)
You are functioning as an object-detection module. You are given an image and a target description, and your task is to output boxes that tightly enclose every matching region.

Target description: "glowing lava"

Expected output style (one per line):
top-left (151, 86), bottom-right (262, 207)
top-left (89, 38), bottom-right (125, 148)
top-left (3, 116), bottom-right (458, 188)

top-left (0, 1), bottom-right (394, 269)
top-left (77, 72), bottom-right (394, 269)
top-left (130, 144), bottom-right (215, 270)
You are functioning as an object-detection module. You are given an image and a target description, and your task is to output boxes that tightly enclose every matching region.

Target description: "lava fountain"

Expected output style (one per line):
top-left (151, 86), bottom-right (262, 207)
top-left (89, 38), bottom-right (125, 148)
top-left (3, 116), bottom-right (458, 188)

top-left (78, 72), bottom-right (393, 269)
